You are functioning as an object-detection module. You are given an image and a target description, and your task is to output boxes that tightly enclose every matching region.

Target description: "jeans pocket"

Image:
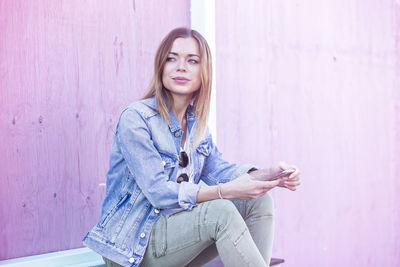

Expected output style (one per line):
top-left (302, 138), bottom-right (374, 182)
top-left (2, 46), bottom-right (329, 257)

top-left (151, 215), bottom-right (167, 258)
top-left (164, 209), bottom-right (201, 254)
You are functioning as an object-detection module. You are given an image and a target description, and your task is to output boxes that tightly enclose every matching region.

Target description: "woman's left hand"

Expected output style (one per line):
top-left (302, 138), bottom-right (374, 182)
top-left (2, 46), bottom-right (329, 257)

top-left (274, 161), bottom-right (301, 191)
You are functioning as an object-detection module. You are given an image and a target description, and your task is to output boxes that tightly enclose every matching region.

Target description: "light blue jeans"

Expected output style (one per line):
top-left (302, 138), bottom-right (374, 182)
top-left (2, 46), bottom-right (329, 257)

top-left (103, 193), bottom-right (274, 267)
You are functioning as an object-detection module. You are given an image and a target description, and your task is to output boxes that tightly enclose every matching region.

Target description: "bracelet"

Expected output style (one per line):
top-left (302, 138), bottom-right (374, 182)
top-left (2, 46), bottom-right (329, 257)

top-left (217, 183), bottom-right (224, 199)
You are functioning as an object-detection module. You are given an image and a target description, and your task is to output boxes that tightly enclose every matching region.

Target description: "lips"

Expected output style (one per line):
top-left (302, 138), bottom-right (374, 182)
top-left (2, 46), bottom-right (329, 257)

top-left (172, 77), bottom-right (190, 83)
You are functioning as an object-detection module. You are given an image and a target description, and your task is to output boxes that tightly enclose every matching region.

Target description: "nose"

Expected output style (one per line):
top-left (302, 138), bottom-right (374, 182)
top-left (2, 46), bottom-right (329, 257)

top-left (177, 58), bottom-right (186, 72)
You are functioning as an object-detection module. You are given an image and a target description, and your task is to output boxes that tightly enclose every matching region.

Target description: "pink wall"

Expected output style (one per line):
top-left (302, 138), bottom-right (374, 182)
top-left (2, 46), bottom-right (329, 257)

top-left (0, 0), bottom-right (190, 260)
top-left (215, 0), bottom-right (400, 266)
top-left (2, 0), bottom-right (400, 265)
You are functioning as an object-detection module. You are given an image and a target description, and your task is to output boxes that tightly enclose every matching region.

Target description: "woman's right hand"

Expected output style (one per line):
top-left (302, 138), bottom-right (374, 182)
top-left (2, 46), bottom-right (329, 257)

top-left (221, 173), bottom-right (280, 200)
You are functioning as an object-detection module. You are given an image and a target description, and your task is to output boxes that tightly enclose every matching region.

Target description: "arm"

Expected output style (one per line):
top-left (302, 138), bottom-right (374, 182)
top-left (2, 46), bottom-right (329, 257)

top-left (198, 133), bottom-right (301, 195)
top-left (197, 163), bottom-right (301, 202)
top-left (199, 133), bottom-right (257, 185)
top-left (197, 133), bottom-right (282, 200)
top-left (197, 173), bottom-right (281, 202)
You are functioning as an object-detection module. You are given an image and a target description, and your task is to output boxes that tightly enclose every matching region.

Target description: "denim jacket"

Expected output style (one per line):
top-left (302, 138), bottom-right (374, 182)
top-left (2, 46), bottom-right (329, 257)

top-left (82, 97), bottom-right (256, 266)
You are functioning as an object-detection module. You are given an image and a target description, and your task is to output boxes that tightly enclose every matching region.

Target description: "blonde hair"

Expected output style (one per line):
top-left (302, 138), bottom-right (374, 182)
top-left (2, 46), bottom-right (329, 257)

top-left (143, 27), bottom-right (212, 148)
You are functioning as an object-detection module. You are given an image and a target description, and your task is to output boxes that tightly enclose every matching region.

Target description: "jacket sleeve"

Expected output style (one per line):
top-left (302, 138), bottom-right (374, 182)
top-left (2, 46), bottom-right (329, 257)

top-left (199, 132), bottom-right (258, 185)
top-left (116, 108), bottom-right (200, 210)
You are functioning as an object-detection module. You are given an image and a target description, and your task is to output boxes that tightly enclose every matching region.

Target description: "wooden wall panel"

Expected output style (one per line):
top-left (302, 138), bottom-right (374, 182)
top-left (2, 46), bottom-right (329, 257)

top-left (215, 0), bottom-right (400, 266)
top-left (0, 0), bottom-right (190, 260)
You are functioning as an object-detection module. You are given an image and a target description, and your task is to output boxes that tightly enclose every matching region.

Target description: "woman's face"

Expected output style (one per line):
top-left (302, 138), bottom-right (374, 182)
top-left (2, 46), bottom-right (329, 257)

top-left (162, 37), bottom-right (202, 99)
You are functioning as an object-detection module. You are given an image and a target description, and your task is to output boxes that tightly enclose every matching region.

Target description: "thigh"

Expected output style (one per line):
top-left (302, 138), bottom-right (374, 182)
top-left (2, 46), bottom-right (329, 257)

top-left (186, 195), bottom-right (275, 267)
top-left (230, 192), bottom-right (274, 221)
top-left (140, 202), bottom-right (215, 267)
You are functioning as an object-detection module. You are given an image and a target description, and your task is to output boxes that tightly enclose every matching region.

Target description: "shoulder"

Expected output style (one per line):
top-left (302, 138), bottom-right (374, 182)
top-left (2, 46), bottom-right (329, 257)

top-left (123, 97), bottom-right (159, 120)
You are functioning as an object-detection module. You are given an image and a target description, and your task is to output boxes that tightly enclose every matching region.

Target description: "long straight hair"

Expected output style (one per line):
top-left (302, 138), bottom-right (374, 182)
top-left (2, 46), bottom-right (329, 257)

top-left (143, 27), bottom-right (212, 148)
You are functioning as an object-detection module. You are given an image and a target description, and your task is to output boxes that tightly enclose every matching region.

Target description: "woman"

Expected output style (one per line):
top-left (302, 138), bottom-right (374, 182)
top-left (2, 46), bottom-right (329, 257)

top-left (83, 27), bottom-right (301, 267)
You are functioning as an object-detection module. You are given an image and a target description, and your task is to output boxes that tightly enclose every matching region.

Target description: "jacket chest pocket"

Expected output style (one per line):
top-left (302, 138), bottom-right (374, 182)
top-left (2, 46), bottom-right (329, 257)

top-left (159, 152), bottom-right (178, 180)
top-left (196, 141), bottom-right (211, 169)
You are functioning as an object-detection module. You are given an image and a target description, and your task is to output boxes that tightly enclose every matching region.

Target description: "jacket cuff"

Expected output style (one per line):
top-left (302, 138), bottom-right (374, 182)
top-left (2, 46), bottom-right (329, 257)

top-left (234, 163), bottom-right (260, 176)
top-left (218, 163), bottom-right (260, 183)
top-left (178, 182), bottom-right (201, 210)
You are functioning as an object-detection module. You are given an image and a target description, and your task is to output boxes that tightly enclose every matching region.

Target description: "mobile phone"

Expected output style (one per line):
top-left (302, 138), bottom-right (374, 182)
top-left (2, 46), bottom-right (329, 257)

top-left (269, 169), bottom-right (295, 181)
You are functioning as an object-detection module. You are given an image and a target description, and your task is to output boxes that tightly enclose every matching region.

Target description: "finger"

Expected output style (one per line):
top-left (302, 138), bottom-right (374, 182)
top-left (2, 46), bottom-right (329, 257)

top-left (289, 173), bottom-right (300, 179)
top-left (284, 180), bottom-right (301, 187)
top-left (279, 162), bottom-right (298, 177)
top-left (257, 179), bottom-right (280, 190)
top-left (282, 178), bottom-right (299, 186)
top-left (285, 184), bottom-right (298, 191)
top-left (282, 175), bottom-right (299, 181)
top-left (278, 161), bottom-right (289, 171)
top-left (256, 178), bottom-right (280, 186)
top-left (285, 176), bottom-right (300, 183)
top-left (289, 166), bottom-right (300, 179)
top-left (268, 179), bottom-right (281, 187)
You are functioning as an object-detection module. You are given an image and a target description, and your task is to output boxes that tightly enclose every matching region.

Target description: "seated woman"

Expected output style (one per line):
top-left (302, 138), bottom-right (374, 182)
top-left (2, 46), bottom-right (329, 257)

top-left (83, 27), bottom-right (301, 267)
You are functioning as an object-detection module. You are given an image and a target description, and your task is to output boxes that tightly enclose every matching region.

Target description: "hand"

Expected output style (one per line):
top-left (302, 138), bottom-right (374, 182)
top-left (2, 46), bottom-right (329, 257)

top-left (274, 161), bottom-right (301, 191)
top-left (222, 173), bottom-right (281, 200)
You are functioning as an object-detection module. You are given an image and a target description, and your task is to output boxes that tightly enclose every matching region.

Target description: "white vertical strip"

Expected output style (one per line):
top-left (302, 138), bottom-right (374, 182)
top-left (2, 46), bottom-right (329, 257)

top-left (190, 0), bottom-right (217, 143)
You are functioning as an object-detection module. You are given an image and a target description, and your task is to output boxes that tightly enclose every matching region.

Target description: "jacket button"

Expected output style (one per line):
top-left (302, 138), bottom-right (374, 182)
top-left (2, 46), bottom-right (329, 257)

top-left (140, 232), bottom-right (146, 238)
top-left (154, 209), bottom-right (160, 214)
top-left (128, 258), bottom-right (135, 263)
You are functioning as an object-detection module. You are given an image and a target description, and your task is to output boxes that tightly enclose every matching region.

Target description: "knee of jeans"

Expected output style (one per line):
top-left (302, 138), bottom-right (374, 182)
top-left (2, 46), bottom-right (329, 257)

top-left (251, 193), bottom-right (274, 217)
top-left (207, 199), bottom-right (241, 225)
top-left (205, 199), bottom-right (247, 241)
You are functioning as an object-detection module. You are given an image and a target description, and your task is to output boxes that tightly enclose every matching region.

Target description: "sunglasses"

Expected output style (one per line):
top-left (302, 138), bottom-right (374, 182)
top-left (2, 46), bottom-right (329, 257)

top-left (177, 150), bottom-right (189, 183)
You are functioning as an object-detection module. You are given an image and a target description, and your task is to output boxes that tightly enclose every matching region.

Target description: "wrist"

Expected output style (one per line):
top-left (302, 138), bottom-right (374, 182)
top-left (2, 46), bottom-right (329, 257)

top-left (217, 183), bottom-right (224, 199)
top-left (219, 182), bottom-right (233, 199)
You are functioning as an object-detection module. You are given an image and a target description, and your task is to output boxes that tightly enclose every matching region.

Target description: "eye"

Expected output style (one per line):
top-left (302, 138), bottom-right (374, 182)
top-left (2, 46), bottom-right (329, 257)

top-left (166, 57), bottom-right (176, 62)
top-left (188, 59), bottom-right (199, 64)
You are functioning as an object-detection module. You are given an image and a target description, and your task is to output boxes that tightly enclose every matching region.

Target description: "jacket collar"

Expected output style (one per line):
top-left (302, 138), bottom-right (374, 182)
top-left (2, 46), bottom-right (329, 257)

top-left (142, 96), bottom-right (196, 133)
